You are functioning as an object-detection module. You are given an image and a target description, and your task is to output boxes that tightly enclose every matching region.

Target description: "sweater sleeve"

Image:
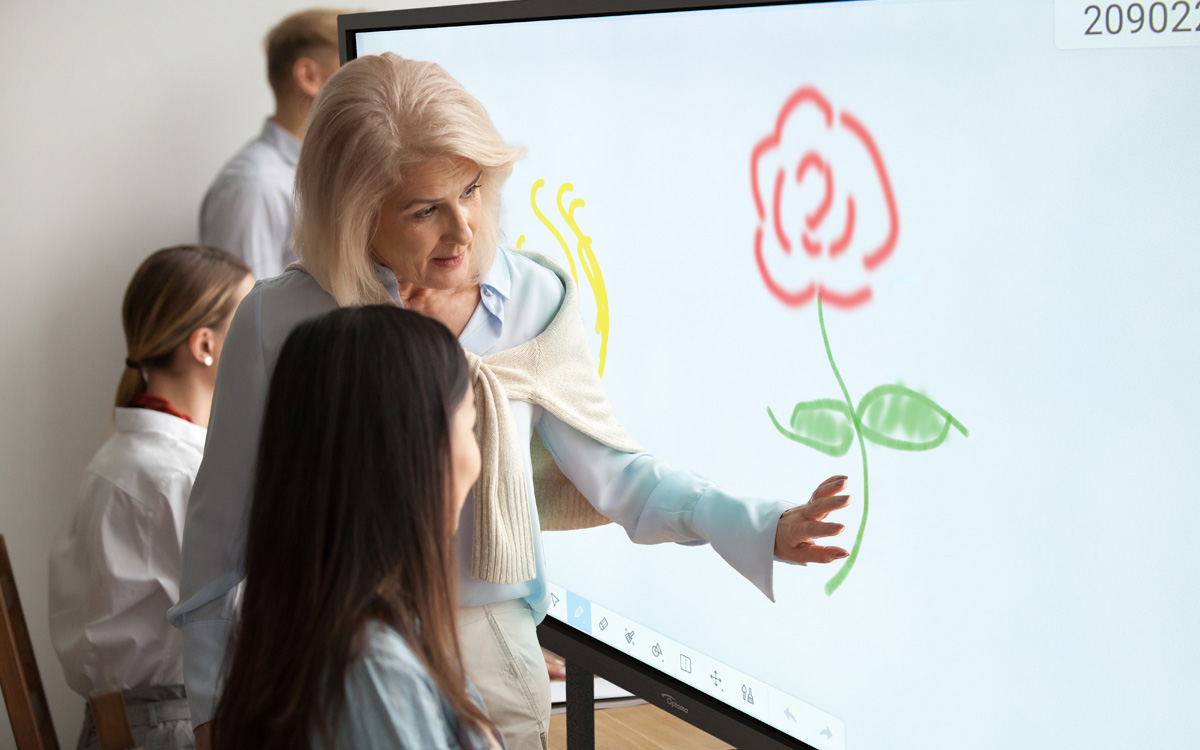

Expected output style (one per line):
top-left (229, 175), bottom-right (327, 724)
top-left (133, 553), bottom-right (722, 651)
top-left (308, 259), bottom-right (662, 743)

top-left (534, 409), bottom-right (792, 601)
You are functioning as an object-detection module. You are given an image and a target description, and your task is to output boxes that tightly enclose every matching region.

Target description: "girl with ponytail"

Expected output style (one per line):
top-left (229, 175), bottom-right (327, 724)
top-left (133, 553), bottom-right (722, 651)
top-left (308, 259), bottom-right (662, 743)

top-left (49, 245), bottom-right (251, 750)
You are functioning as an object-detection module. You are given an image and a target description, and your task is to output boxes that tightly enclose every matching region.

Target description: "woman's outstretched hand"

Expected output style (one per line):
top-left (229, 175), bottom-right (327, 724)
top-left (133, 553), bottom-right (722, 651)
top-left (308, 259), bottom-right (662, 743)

top-left (774, 475), bottom-right (851, 564)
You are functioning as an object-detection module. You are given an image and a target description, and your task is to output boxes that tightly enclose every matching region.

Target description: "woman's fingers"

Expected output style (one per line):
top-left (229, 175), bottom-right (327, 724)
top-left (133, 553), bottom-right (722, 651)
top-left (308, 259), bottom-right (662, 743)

top-left (801, 494), bottom-right (851, 522)
top-left (774, 479), bottom-right (852, 562)
top-left (787, 543), bottom-right (849, 565)
top-left (778, 519), bottom-right (844, 553)
top-left (802, 519), bottom-right (845, 539)
top-left (810, 475), bottom-right (848, 500)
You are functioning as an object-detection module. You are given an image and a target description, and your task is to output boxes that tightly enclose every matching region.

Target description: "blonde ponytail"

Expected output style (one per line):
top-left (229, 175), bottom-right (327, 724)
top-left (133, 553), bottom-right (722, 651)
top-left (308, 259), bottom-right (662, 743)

top-left (115, 360), bottom-right (147, 410)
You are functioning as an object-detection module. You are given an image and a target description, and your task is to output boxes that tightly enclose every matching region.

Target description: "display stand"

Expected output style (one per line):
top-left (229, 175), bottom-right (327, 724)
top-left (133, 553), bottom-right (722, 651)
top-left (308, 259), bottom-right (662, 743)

top-left (564, 661), bottom-right (595, 750)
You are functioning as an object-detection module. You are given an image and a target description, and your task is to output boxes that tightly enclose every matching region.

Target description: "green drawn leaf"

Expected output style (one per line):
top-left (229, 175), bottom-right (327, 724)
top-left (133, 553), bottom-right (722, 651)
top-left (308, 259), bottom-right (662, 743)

top-left (855, 384), bottom-right (969, 452)
top-left (767, 398), bottom-right (855, 457)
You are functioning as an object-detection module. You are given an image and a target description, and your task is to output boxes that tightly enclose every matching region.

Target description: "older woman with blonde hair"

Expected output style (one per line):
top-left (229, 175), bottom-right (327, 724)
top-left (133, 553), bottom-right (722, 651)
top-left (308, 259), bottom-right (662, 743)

top-left (172, 52), bottom-right (850, 750)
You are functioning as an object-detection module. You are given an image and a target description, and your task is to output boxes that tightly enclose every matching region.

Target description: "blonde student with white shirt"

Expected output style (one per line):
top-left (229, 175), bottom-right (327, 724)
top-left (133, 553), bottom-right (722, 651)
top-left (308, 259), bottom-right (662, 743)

top-left (49, 245), bottom-right (253, 750)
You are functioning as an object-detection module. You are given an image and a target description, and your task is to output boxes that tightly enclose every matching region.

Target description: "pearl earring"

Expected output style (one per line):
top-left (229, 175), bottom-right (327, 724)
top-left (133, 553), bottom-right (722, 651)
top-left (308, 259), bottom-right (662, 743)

top-left (203, 355), bottom-right (213, 367)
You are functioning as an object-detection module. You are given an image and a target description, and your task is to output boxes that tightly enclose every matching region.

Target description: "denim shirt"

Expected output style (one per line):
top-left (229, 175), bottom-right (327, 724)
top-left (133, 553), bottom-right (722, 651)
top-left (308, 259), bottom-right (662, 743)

top-left (321, 622), bottom-right (500, 750)
top-left (170, 248), bottom-right (790, 725)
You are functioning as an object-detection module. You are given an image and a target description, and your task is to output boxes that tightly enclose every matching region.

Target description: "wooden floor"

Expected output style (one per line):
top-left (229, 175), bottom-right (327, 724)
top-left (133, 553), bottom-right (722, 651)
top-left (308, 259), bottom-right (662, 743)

top-left (549, 703), bottom-right (735, 750)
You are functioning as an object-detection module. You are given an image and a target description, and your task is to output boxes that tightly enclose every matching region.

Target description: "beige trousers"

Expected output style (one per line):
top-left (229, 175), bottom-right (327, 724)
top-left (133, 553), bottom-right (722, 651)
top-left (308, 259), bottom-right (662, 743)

top-left (458, 599), bottom-right (551, 750)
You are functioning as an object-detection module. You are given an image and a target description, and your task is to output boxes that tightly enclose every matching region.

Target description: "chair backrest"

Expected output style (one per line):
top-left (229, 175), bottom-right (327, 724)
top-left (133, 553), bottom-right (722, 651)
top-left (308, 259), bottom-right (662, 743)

top-left (88, 691), bottom-right (139, 750)
top-left (0, 534), bottom-right (60, 750)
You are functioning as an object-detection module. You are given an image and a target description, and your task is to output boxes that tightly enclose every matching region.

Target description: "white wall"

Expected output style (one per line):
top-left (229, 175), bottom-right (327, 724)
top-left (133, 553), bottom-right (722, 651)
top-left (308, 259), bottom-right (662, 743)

top-left (0, 1), bottom-right (483, 745)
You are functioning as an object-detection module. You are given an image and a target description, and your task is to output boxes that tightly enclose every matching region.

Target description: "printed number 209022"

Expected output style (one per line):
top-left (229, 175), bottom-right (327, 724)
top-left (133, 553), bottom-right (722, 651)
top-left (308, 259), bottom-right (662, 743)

top-left (1084, 1), bottom-right (1199, 35)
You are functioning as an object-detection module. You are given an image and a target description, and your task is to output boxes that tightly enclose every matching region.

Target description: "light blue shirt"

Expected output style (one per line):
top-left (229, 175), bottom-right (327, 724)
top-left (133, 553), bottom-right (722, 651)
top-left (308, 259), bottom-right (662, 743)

top-left (199, 119), bottom-right (300, 279)
top-left (324, 622), bottom-right (498, 750)
top-left (170, 248), bottom-right (790, 725)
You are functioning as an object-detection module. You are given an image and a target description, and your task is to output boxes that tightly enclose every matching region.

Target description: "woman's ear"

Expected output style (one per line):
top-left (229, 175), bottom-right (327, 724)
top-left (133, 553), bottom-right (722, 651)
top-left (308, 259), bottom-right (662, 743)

top-left (188, 327), bottom-right (216, 368)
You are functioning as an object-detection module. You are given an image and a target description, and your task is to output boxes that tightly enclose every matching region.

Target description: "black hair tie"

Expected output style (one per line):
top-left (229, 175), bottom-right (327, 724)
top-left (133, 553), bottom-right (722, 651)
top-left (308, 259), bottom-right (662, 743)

top-left (125, 357), bottom-right (142, 370)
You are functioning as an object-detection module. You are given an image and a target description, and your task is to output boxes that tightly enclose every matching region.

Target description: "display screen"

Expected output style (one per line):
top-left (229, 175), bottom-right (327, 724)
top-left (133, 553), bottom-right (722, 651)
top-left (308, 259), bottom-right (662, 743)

top-left (353, 1), bottom-right (1199, 747)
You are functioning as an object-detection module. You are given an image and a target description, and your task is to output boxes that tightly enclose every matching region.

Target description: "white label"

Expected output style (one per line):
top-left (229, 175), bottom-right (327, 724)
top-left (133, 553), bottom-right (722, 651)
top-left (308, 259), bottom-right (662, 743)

top-left (1057, 0), bottom-right (1200, 47)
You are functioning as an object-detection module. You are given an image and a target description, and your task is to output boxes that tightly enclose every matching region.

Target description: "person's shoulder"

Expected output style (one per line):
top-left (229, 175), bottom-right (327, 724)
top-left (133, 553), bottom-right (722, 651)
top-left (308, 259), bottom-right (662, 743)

top-left (246, 268), bottom-right (339, 366)
top-left (357, 622), bottom-right (428, 674)
top-left (500, 247), bottom-right (568, 341)
top-left (83, 426), bottom-right (198, 512)
top-left (217, 132), bottom-right (291, 178)
top-left (244, 267), bottom-right (338, 320)
top-left (344, 623), bottom-right (441, 719)
top-left (504, 247), bottom-right (567, 300)
top-left (204, 137), bottom-right (293, 201)
top-left (336, 622), bottom-right (464, 747)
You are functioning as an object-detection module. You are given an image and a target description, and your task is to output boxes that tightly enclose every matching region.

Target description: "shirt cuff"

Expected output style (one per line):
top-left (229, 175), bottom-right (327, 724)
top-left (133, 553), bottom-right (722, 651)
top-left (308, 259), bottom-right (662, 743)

top-left (181, 618), bottom-right (232, 726)
top-left (691, 487), bottom-right (791, 602)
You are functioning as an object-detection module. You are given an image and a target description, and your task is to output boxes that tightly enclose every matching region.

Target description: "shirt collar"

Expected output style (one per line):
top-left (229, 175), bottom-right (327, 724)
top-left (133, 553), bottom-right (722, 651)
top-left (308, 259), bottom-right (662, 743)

top-left (372, 264), bottom-right (404, 305)
top-left (480, 249), bottom-right (511, 300)
top-left (262, 118), bottom-right (302, 168)
top-left (478, 250), bottom-right (511, 322)
top-left (369, 249), bottom-right (512, 321)
top-left (114, 406), bottom-right (207, 451)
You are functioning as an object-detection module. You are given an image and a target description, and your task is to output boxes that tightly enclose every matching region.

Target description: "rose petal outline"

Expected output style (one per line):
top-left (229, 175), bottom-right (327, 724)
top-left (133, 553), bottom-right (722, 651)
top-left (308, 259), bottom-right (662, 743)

top-left (755, 226), bottom-right (872, 308)
top-left (838, 110), bottom-right (898, 270)
top-left (751, 87), bottom-right (834, 221)
top-left (751, 87), bottom-right (894, 309)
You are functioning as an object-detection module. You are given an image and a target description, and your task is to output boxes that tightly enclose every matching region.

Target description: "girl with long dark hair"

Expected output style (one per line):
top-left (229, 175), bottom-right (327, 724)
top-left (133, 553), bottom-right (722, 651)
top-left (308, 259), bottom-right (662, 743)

top-left (212, 306), bottom-right (497, 750)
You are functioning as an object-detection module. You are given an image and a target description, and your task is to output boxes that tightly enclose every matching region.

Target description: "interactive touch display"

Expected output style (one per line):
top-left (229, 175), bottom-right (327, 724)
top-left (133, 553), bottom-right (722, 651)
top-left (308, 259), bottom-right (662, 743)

top-left (352, 1), bottom-right (1200, 746)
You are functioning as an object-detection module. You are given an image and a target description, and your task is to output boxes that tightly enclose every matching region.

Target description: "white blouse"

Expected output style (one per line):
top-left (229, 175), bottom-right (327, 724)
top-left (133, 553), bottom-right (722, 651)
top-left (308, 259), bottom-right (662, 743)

top-left (49, 407), bottom-right (206, 697)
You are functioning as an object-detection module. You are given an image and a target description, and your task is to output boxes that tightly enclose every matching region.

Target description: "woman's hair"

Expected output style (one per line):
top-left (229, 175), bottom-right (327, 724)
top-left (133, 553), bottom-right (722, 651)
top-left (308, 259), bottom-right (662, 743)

top-left (294, 52), bottom-right (526, 307)
top-left (116, 245), bottom-right (250, 408)
top-left (213, 306), bottom-right (490, 750)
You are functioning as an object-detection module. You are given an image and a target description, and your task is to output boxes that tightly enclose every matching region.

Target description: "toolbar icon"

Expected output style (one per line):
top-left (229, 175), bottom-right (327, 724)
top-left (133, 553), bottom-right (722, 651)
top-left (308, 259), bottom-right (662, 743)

top-left (624, 629), bottom-right (635, 645)
top-left (710, 670), bottom-right (722, 688)
top-left (551, 593), bottom-right (560, 607)
top-left (598, 617), bottom-right (608, 631)
top-left (784, 707), bottom-right (796, 723)
top-left (565, 592), bottom-right (591, 635)
top-left (651, 643), bottom-right (662, 658)
top-left (741, 685), bottom-right (755, 705)
top-left (820, 728), bottom-right (833, 740)
top-left (679, 654), bottom-right (692, 673)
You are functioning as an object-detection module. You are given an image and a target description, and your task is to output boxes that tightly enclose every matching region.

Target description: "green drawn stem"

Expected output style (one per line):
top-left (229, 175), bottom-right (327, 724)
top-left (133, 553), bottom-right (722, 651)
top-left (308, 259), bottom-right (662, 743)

top-left (817, 294), bottom-right (869, 597)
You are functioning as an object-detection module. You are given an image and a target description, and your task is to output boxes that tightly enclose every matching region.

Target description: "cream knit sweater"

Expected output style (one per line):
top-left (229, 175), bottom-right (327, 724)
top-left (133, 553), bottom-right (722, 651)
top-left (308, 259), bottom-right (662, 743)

top-left (466, 250), bottom-right (642, 585)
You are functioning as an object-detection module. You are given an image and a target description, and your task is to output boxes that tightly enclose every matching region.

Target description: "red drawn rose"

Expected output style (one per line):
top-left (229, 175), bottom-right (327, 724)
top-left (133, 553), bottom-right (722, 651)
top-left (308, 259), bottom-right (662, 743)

top-left (751, 87), bottom-right (898, 309)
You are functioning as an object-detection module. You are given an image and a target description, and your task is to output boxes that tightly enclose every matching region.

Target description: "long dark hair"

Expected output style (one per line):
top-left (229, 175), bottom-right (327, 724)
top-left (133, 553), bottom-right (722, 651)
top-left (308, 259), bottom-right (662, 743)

top-left (213, 306), bottom-right (492, 749)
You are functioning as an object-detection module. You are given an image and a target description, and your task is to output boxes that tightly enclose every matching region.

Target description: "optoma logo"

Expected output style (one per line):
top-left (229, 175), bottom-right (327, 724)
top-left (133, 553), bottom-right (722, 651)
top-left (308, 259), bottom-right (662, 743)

top-left (661, 693), bottom-right (689, 714)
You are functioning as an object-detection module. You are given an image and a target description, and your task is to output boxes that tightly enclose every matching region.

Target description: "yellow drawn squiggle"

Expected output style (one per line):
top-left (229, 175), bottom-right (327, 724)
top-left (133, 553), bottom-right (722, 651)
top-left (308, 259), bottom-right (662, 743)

top-left (557, 186), bottom-right (609, 379)
top-left (530, 179), bottom-right (577, 284)
top-left (525, 179), bottom-right (610, 377)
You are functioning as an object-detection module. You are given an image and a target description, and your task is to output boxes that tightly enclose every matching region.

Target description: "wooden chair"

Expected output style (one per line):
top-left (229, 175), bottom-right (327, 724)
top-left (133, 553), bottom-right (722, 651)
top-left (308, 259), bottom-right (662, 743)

top-left (0, 534), bottom-right (60, 750)
top-left (88, 690), bottom-right (141, 750)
